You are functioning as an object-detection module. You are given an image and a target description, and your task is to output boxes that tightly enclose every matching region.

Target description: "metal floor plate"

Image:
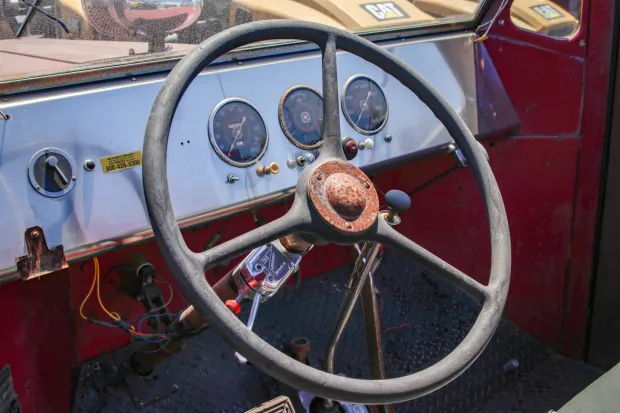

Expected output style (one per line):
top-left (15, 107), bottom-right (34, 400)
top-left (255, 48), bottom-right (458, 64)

top-left (73, 251), bottom-right (602, 413)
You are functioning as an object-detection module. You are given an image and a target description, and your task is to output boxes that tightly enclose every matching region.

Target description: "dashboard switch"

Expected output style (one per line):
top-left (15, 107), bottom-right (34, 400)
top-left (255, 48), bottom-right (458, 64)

top-left (359, 138), bottom-right (374, 150)
top-left (341, 137), bottom-right (358, 160)
top-left (257, 162), bottom-right (280, 176)
top-left (296, 153), bottom-right (315, 167)
top-left (226, 174), bottom-right (240, 184)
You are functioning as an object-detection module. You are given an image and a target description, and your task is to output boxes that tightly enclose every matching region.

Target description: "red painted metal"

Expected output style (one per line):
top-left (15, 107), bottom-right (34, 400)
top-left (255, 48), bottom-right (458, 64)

top-left (483, 0), bottom-right (616, 357)
top-left (562, 0), bottom-right (616, 357)
top-left (0, 273), bottom-right (76, 413)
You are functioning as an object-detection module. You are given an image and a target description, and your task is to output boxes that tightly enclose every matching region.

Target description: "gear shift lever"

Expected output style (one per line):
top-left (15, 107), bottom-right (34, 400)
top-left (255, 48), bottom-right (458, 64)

top-left (383, 190), bottom-right (411, 225)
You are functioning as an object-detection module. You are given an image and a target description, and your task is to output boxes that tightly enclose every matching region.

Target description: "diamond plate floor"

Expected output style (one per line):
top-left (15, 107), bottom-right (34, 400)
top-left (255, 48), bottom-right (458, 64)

top-left (72, 251), bottom-right (602, 413)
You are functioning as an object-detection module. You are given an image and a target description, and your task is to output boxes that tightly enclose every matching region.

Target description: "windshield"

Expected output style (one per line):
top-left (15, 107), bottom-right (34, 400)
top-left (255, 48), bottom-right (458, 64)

top-left (11, 0), bottom-right (584, 84)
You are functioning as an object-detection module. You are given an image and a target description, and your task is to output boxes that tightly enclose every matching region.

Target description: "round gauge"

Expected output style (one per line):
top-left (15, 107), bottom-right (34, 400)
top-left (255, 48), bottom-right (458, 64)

top-left (342, 75), bottom-right (388, 135)
top-left (278, 85), bottom-right (324, 149)
top-left (209, 98), bottom-right (268, 167)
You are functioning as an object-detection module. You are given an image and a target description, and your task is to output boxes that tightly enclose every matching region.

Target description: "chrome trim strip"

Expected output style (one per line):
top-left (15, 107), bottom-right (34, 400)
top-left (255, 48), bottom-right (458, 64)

top-left (0, 188), bottom-right (294, 285)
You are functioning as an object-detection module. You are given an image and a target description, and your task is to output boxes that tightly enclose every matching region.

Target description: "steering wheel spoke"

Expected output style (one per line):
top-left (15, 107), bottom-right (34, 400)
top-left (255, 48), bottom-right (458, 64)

top-left (374, 217), bottom-right (488, 303)
top-left (318, 35), bottom-right (345, 161)
top-left (196, 206), bottom-right (310, 271)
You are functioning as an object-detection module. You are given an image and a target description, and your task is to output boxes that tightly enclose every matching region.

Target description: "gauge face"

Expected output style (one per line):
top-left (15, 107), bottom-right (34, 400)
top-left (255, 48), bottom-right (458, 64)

top-left (342, 75), bottom-right (388, 135)
top-left (209, 99), bottom-right (268, 167)
top-left (279, 85), bottom-right (324, 149)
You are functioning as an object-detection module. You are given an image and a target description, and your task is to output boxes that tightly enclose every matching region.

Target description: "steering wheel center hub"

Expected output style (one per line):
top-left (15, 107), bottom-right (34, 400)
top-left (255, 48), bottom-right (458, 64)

top-left (324, 173), bottom-right (367, 219)
top-left (308, 160), bottom-right (379, 233)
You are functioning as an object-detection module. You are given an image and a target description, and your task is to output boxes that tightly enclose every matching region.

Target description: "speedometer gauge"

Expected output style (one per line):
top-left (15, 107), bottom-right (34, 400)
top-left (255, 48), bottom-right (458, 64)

top-left (342, 75), bottom-right (388, 135)
top-left (279, 85), bottom-right (323, 149)
top-left (209, 98), bottom-right (268, 167)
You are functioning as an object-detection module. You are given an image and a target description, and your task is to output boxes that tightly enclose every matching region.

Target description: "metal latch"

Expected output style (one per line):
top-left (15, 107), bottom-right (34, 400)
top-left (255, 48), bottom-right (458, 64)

top-left (16, 226), bottom-right (68, 281)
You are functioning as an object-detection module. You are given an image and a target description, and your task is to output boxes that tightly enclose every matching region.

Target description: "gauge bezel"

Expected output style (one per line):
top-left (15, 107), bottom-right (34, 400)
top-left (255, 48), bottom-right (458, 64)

top-left (341, 74), bottom-right (389, 136)
top-left (278, 85), bottom-right (324, 150)
top-left (208, 97), bottom-right (269, 168)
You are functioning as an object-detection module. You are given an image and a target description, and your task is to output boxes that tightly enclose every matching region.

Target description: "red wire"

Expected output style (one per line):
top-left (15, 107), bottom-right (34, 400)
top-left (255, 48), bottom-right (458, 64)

top-left (381, 323), bottom-right (411, 337)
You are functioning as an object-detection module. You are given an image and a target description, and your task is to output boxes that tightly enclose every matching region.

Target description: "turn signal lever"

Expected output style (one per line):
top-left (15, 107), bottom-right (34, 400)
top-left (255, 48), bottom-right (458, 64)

top-left (227, 237), bottom-right (311, 363)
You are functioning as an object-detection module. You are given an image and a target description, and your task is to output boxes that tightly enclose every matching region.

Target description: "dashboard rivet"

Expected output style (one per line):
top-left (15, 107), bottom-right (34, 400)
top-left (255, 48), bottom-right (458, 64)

top-left (384, 134), bottom-right (393, 143)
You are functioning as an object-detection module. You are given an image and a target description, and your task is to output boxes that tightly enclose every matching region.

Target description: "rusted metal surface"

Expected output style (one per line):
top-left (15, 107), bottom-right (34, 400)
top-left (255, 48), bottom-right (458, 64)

top-left (308, 160), bottom-right (379, 234)
top-left (289, 337), bottom-right (311, 363)
top-left (15, 226), bottom-right (68, 281)
top-left (279, 234), bottom-right (313, 254)
top-left (245, 396), bottom-right (296, 413)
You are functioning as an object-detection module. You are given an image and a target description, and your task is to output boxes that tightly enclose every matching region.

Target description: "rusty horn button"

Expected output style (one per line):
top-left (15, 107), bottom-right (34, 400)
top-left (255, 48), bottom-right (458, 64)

top-left (308, 160), bottom-right (379, 234)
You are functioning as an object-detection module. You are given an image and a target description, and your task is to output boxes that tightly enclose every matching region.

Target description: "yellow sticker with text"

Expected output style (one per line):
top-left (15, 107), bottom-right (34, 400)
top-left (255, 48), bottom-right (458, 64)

top-left (100, 150), bottom-right (142, 174)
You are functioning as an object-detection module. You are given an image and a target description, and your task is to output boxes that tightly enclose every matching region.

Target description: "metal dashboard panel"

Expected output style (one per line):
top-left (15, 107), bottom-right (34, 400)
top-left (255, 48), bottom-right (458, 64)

top-left (0, 33), bottom-right (477, 280)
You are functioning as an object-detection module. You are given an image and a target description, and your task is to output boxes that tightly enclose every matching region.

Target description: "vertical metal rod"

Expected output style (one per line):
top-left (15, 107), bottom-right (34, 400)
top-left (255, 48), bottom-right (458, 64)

top-left (322, 242), bottom-right (382, 409)
top-left (16, 0), bottom-right (42, 38)
top-left (235, 293), bottom-right (261, 363)
top-left (357, 244), bottom-right (390, 413)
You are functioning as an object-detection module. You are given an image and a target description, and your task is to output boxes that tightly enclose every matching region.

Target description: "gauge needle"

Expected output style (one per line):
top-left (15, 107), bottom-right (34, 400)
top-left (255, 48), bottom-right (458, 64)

top-left (228, 116), bottom-right (246, 157)
top-left (356, 91), bottom-right (372, 126)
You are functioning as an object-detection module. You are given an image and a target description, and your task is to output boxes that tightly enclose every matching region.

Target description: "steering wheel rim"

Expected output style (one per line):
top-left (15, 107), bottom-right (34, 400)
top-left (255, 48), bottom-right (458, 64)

top-left (143, 20), bottom-right (511, 405)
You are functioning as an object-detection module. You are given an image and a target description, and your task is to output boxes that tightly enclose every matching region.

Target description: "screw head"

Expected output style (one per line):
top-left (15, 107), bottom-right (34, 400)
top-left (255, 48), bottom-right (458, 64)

top-left (384, 134), bottom-right (393, 142)
top-left (315, 173), bottom-right (322, 181)
top-left (35, 184), bottom-right (41, 190)
top-left (363, 181), bottom-right (370, 189)
top-left (346, 222), bottom-right (352, 229)
top-left (31, 230), bottom-right (40, 238)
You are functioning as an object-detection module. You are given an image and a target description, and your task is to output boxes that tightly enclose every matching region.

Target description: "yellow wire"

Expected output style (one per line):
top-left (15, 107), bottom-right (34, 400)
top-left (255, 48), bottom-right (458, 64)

top-left (79, 258), bottom-right (98, 320)
top-left (93, 257), bottom-right (122, 321)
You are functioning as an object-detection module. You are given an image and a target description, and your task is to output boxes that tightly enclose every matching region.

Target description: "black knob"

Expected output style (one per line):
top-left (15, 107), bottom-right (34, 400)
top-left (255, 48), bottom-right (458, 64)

top-left (385, 190), bottom-right (411, 213)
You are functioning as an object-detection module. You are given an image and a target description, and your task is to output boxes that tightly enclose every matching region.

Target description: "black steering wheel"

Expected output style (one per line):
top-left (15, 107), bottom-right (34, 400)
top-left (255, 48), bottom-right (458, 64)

top-left (142, 20), bottom-right (511, 405)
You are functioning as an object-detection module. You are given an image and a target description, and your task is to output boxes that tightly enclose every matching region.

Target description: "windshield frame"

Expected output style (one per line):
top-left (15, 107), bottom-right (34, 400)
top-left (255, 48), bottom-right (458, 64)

top-left (0, 1), bottom-right (493, 96)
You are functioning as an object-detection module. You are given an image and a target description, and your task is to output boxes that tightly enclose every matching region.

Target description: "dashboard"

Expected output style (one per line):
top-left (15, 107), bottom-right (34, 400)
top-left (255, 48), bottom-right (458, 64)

top-left (0, 32), bottom-right (479, 282)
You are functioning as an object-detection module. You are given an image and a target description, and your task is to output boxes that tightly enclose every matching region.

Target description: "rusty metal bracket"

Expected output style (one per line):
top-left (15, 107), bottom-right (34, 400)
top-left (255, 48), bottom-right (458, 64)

top-left (16, 226), bottom-right (68, 281)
